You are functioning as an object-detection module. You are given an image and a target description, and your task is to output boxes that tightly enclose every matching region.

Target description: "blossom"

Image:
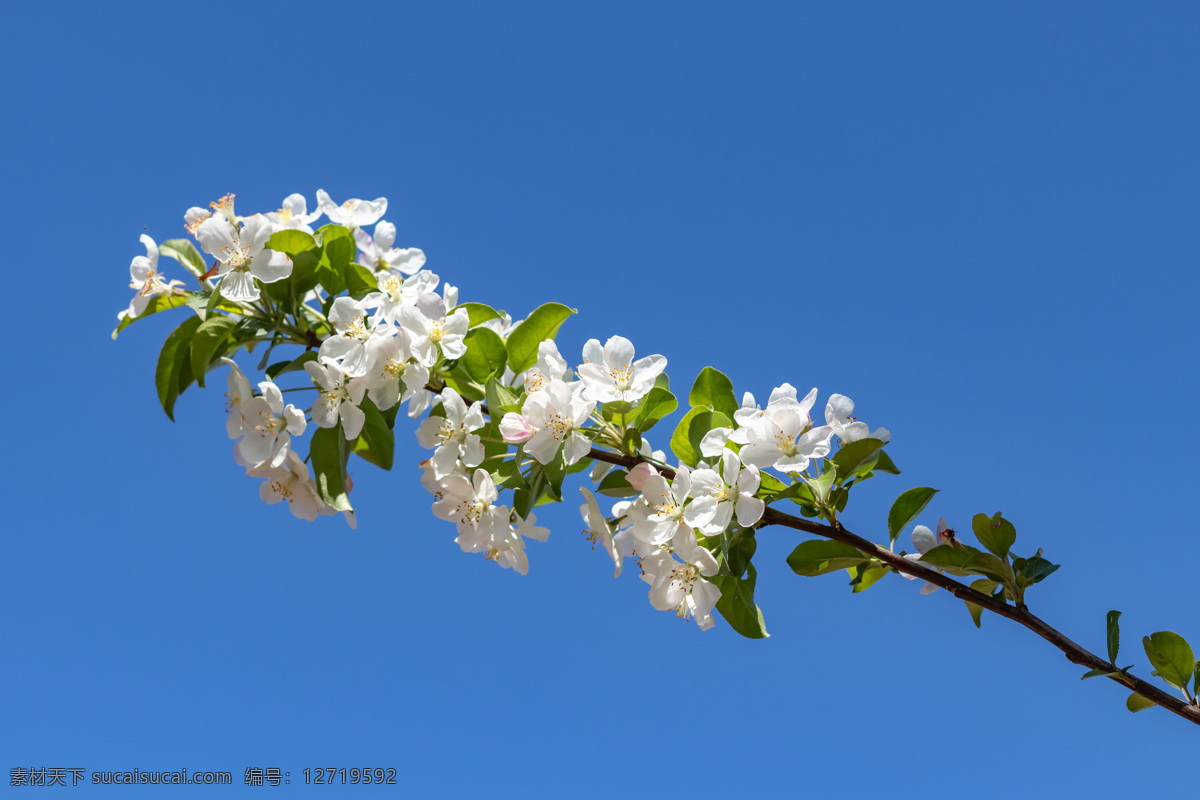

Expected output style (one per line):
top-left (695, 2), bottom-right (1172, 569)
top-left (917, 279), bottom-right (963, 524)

top-left (521, 380), bottom-right (595, 466)
top-left (415, 388), bottom-right (486, 479)
top-left (643, 531), bottom-right (721, 631)
top-left (690, 450), bottom-right (764, 533)
top-left (195, 214), bottom-right (292, 303)
top-left (431, 469), bottom-right (510, 547)
top-left (737, 386), bottom-right (835, 474)
top-left (360, 331), bottom-right (429, 412)
top-left (355, 220), bottom-right (426, 274)
top-left (904, 518), bottom-right (955, 594)
top-left (316, 189), bottom-right (387, 227)
top-left (580, 488), bottom-right (622, 577)
top-left (124, 235), bottom-right (184, 319)
top-left (399, 302), bottom-right (469, 367)
top-left (519, 340), bottom-right (572, 394)
top-left (265, 193), bottom-right (322, 233)
top-left (319, 296), bottom-right (381, 377)
top-left (499, 412), bottom-right (534, 444)
top-left (825, 393), bottom-right (891, 445)
top-left (233, 382), bottom-right (307, 468)
top-left (633, 466), bottom-right (717, 546)
top-left (304, 360), bottom-right (366, 439)
top-left (245, 450), bottom-right (327, 523)
top-left (577, 335), bottom-right (666, 405)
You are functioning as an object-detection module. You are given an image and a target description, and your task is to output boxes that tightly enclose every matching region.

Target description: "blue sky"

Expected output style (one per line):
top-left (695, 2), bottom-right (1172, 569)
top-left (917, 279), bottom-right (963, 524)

top-left (3, 1), bottom-right (1199, 796)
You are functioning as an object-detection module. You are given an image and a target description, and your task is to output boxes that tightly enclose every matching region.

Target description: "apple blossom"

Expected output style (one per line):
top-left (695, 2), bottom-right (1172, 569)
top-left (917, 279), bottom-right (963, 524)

top-left (195, 214), bottom-right (293, 303)
top-left (520, 380), bottom-right (595, 466)
top-left (580, 488), bottom-right (622, 577)
top-left (355, 219), bottom-right (426, 275)
top-left (315, 189), bottom-right (387, 227)
top-left (577, 335), bottom-right (666, 405)
top-left (304, 360), bottom-right (366, 439)
top-left (415, 388), bottom-right (486, 479)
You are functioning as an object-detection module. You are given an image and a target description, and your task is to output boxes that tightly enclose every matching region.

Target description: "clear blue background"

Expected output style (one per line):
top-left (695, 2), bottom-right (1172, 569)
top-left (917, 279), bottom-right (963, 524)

top-left (3, 1), bottom-right (1197, 796)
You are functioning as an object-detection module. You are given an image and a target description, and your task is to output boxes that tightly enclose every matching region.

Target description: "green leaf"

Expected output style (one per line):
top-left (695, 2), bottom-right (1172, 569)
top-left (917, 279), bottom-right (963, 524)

top-left (801, 468), bottom-right (836, 504)
top-left (972, 512), bottom-right (1016, 559)
top-left (596, 469), bottom-right (639, 497)
top-left (351, 397), bottom-right (394, 470)
top-left (832, 438), bottom-right (886, 482)
top-left (159, 238), bottom-right (209, 279)
top-left (346, 263), bottom-right (379, 296)
top-left (268, 229), bottom-right (321, 296)
top-left (787, 540), bottom-right (869, 577)
top-left (310, 425), bottom-right (353, 512)
top-left (688, 367), bottom-right (738, 419)
top-left (459, 327), bottom-right (508, 383)
top-left (315, 224), bottom-right (355, 296)
top-left (873, 450), bottom-right (901, 475)
top-left (266, 351), bottom-right (318, 380)
top-left (712, 565), bottom-right (769, 639)
top-left (154, 315), bottom-right (202, 421)
top-left (187, 316), bottom-right (237, 388)
top-left (1106, 610), bottom-right (1122, 665)
top-left (485, 376), bottom-right (522, 415)
top-left (458, 302), bottom-right (503, 328)
top-left (887, 487), bottom-right (939, 543)
top-left (506, 302), bottom-right (576, 373)
top-left (1142, 631), bottom-right (1195, 691)
top-left (491, 459), bottom-right (528, 491)
top-left (918, 544), bottom-right (975, 576)
top-left (1126, 692), bottom-right (1157, 713)
top-left (111, 293), bottom-right (191, 338)
top-left (849, 562), bottom-right (889, 593)
top-left (669, 408), bottom-right (731, 468)
top-left (965, 601), bottom-right (984, 629)
top-left (633, 386), bottom-right (678, 433)
top-left (1014, 552), bottom-right (1060, 587)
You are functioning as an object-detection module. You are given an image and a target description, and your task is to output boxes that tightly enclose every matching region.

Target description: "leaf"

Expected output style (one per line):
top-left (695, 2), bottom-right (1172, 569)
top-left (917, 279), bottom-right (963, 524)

top-left (266, 351), bottom-right (318, 380)
top-left (506, 302), bottom-right (576, 373)
top-left (459, 327), bottom-right (508, 383)
top-left (315, 224), bottom-right (355, 296)
top-left (491, 459), bottom-right (528, 491)
top-left (633, 386), bottom-right (678, 433)
top-left (268, 229), bottom-right (321, 295)
top-left (972, 512), bottom-right (1016, 559)
top-left (918, 544), bottom-right (975, 576)
top-left (1107, 610), bottom-right (1122, 665)
top-left (485, 376), bottom-right (522, 415)
top-left (669, 408), bottom-right (731, 468)
top-left (873, 450), bottom-right (901, 475)
top-left (1126, 692), bottom-right (1157, 713)
top-left (965, 601), bottom-right (984, 628)
top-left (712, 565), bottom-right (769, 639)
top-left (346, 263), bottom-right (379, 296)
top-left (154, 315), bottom-right (202, 421)
top-left (688, 367), bottom-right (738, 419)
top-left (887, 487), bottom-right (939, 543)
top-left (800, 468), bottom-right (836, 504)
top-left (787, 540), bottom-right (869, 577)
top-left (596, 469), bottom-right (640, 497)
top-left (832, 438), bottom-right (885, 482)
top-left (310, 425), bottom-right (353, 512)
top-left (1142, 631), bottom-right (1195, 691)
top-left (158, 238), bottom-right (209, 279)
top-left (849, 563), bottom-right (889, 593)
top-left (351, 397), bottom-right (394, 470)
top-left (111, 293), bottom-right (191, 338)
top-left (458, 302), bottom-right (503, 328)
top-left (1015, 553), bottom-right (1060, 587)
top-left (188, 316), bottom-right (237, 388)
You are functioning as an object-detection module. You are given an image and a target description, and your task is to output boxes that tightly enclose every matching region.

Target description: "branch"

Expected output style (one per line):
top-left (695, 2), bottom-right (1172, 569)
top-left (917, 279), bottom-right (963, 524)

top-left (584, 444), bottom-right (1200, 727)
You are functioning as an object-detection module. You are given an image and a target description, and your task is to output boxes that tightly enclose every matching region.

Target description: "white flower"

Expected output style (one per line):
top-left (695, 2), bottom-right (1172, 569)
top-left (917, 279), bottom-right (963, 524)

top-left (195, 214), bottom-right (292, 303)
top-left (499, 412), bottom-right (534, 443)
top-left (825, 394), bottom-right (891, 445)
top-left (521, 380), bottom-right (595, 466)
top-left (690, 450), bottom-right (764, 533)
top-left (304, 360), bottom-right (366, 439)
top-left (354, 220), bottom-right (426, 275)
top-left (399, 302), bottom-right (469, 367)
top-left (319, 296), bottom-right (381, 377)
top-left (633, 466), bottom-right (717, 546)
top-left (360, 331), bottom-right (429, 412)
top-left (577, 335), bottom-right (666, 405)
top-left (124, 234), bottom-right (184, 319)
top-left (234, 381), bottom-right (307, 467)
top-left (265, 193), bottom-right (322, 233)
top-left (580, 488), bottom-right (622, 577)
top-left (316, 189), bottom-right (387, 227)
top-left (737, 386), bottom-right (835, 474)
top-left (644, 531), bottom-right (721, 631)
top-left (519, 340), bottom-right (572, 394)
top-left (904, 518), bottom-right (956, 594)
top-left (415, 387), bottom-right (486, 479)
top-left (246, 450), bottom-right (327, 523)
top-left (431, 469), bottom-right (510, 547)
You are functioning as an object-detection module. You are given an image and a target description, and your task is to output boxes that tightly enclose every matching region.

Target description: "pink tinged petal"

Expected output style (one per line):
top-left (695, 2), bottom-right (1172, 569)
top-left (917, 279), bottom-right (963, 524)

top-left (339, 401), bottom-right (365, 440)
top-left (500, 413), bottom-right (534, 443)
top-left (626, 462), bottom-right (659, 491)
top-left (735, 495), bottom-right (764, 528)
